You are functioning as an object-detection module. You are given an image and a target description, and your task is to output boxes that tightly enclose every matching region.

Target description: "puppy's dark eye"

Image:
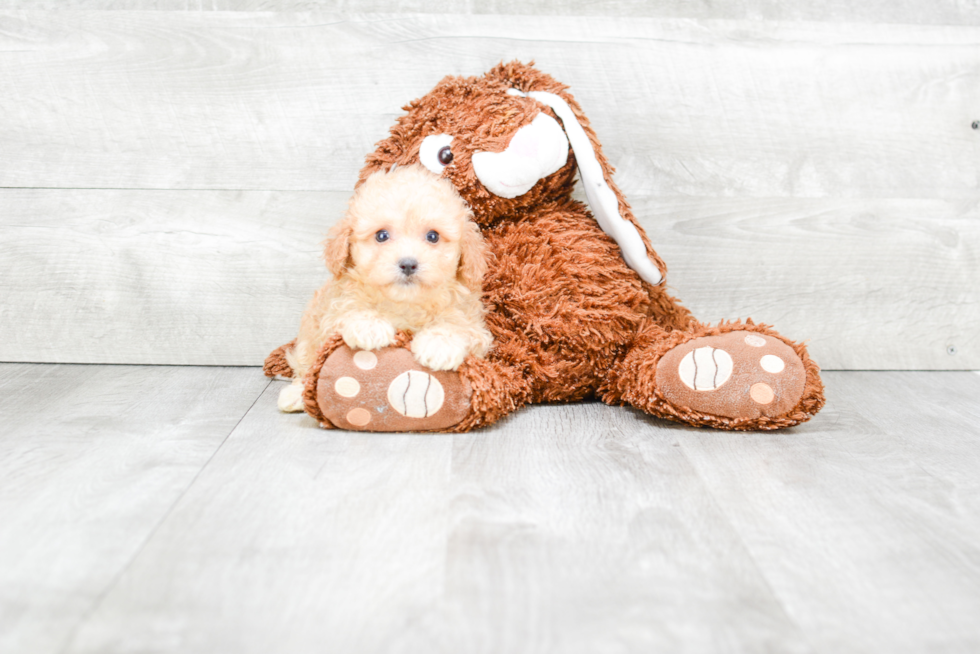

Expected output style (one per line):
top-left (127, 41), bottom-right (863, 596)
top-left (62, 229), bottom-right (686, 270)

top-left (437, 146), bottom-right (453, 166)
top-left (375, 230), bottom-right (389, 243)
top-left (426, 230), bottom-right (440, 244)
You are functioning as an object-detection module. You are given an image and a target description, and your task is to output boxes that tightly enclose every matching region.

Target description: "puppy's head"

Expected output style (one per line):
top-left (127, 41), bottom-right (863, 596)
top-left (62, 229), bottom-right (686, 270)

top-left (324, 165), bottom-right (486, 301)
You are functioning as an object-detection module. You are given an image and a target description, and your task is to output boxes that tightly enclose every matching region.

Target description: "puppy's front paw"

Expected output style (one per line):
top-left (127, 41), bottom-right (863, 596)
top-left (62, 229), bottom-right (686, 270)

top-left (411, 328), bottom-right (471, 371)
top-left (342, 318), bottom-right (396, 351)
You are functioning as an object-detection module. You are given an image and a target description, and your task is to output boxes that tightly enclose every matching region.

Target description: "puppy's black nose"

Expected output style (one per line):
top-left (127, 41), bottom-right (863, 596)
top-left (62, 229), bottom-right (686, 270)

top-left (398, 257), bottom-right (419, 276)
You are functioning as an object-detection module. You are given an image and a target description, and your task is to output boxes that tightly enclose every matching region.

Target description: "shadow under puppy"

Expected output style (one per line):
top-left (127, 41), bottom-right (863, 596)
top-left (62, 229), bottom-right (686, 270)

top-left (278, 164), bottom-right (493, 412)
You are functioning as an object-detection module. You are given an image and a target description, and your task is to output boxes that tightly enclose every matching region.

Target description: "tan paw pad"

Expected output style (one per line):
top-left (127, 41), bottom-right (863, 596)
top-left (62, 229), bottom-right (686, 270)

top-left (759, 355), bottom-right (785, 374)
top-left (750, 382), bottom-right (775, 404)
top-left (334, 376), bottom-right (360, 397)
top-left (346, 408), bottom-right (372, 426)
top-left (353, 350), bottom-right (378, 370)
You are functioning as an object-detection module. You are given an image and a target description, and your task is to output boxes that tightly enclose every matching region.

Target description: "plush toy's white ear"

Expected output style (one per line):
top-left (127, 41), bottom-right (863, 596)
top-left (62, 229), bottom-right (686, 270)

top-left (508, 89), bottom-right (663, 286)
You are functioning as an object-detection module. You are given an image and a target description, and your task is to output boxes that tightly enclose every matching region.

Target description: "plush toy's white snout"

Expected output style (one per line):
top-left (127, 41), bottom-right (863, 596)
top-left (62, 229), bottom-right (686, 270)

top-left (471, 114), bottom-right (569, 199)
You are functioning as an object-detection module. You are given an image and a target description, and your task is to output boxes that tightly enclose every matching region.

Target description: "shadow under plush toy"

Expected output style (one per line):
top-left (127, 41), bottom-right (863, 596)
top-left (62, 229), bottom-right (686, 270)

top-left (265, 61), bottom-right (825, 432)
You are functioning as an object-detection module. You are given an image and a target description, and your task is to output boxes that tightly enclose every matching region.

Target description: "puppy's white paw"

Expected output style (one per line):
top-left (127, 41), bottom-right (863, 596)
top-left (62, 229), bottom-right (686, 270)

top-left (411, 329), bottom-right (470, 371)
top-left (278, 382), bottom-right (306, 413)
top-left (342, 318), bottom-right (396, 351)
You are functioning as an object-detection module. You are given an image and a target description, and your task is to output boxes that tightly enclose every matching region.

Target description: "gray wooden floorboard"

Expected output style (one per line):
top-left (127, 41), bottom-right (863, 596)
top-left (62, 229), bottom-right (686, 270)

top-left (678, 371), bottom-right (980, 653)
top-left (62, 382), bottom-right (808, 654)
top-left (1, 190), bottom-right (976, 370)
top-left (34, 369), bottom-right (977, 654)
top-left (0, 363), bottom-right (270, 654)
top-left (0, 1), bottom-right (978, 26)
top-left (0, 189), bottom-right (330, 367)
top-left (2, 13), bottom-right (977, 197)
top-left (2, 12), bottom-right (977, 371)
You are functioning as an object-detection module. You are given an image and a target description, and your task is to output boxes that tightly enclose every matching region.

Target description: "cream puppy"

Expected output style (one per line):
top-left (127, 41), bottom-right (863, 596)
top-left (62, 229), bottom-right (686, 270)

top-left (278, 165), bottom-right (492, 412)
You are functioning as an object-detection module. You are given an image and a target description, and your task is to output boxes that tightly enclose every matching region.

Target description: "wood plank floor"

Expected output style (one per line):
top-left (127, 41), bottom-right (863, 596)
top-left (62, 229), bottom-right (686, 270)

top-left (1, 364), bottom-right (978, 653)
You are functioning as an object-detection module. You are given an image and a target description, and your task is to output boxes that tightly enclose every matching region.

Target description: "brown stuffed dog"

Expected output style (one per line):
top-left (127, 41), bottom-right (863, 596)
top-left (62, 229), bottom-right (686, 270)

top-left (265, 61), bottom-right (825, 432)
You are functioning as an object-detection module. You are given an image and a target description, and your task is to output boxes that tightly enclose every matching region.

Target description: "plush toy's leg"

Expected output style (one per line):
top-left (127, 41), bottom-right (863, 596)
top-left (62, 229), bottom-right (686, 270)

top-left (300, 332), bottom-right (530, 432)
top-left (599, 320), bottom-right (825, 430)
top-left (449, 354), bottom-right (533, 432)
top-left (263, 340), bottom-right (295, 378)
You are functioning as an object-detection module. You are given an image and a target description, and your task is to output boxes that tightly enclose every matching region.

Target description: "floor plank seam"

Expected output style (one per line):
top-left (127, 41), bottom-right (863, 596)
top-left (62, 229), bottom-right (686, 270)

top-left (676, 438), bottom-right (818, 653)
top-left (54, 376), bottom-right (273, 654)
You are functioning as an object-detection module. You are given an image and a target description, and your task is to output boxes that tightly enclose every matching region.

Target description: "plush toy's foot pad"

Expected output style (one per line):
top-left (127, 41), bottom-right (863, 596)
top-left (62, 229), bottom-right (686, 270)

top-left (316, 346), bottom-right (471, 432)
top-left (655, 331), bottom-right (806, 421)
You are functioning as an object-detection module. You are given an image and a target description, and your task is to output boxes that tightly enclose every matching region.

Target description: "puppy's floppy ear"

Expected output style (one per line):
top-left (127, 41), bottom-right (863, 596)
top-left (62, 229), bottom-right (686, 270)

top-left (323, 216), bottom-right (354, 278)
top-left (457, 219), bottom-right (487, 293)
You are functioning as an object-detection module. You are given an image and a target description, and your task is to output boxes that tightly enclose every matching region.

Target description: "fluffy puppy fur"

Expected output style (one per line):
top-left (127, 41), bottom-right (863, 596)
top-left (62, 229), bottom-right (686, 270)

top-left (278, 164), bottom-right (492, 412)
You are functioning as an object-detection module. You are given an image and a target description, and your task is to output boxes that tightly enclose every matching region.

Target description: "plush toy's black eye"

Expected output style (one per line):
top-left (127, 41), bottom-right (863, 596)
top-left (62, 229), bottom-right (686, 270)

top-left (437, 146), bottom-right (454, 166)
top-left (426, 230), bottom-right (440, 243)
top-left (375, 230), bottom-right (389, 243)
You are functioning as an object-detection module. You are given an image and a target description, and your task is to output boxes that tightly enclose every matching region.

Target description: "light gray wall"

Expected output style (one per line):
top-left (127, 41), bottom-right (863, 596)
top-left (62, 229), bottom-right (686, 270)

top-left (1, 5), bottom-right (977, 368)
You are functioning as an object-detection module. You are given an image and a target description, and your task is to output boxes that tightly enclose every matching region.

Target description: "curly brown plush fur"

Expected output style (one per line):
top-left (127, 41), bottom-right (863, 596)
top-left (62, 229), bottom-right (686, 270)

top-left (301, 332), bottom-right (348, 428)
top-left (268, 61), bottom-right (824, 431)
top-left (263, 340), bottom-right (294, 378)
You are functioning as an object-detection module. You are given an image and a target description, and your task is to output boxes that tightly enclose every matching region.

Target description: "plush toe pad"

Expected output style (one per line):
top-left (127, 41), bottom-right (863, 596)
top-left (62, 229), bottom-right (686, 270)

top-left (656, 331), bottom-right (806, 420)
top-left (317, 346), bottom-right (470, 431)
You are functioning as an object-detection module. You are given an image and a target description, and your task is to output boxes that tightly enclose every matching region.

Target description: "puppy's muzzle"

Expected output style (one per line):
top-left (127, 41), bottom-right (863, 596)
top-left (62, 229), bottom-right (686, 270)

top-left (398, 257), bottom-right (419, 277)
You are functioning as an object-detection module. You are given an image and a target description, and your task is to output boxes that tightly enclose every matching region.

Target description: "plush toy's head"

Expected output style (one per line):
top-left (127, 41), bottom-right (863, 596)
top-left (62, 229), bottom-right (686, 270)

top-left (359, 61), bottom-right (667, 286)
